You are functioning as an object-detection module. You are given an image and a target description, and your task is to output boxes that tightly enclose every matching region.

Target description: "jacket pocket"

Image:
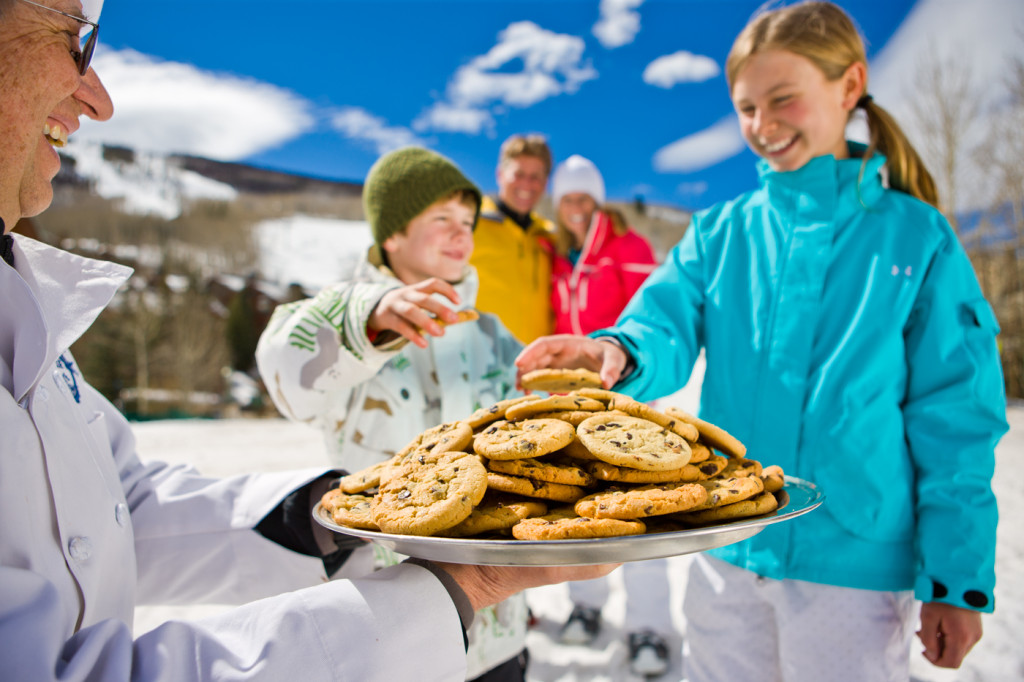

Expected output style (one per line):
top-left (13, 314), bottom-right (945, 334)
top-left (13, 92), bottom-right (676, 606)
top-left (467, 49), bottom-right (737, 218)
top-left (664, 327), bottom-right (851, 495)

top-left (810, 388), bottom-right (915, 544)
top-left (962, 298), bottom-right (1000, 334)
top-left (961, 298), bottom-right (1003, 403)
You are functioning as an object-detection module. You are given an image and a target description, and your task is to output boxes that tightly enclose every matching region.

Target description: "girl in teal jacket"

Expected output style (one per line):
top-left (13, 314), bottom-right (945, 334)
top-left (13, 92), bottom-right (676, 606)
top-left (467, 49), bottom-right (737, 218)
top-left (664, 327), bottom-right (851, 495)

top-left (515, 3), bottom-right (1007, 680)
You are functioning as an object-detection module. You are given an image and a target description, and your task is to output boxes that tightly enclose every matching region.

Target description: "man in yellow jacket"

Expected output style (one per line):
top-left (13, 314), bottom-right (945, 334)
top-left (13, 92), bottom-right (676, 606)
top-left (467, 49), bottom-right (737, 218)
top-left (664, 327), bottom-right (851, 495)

top-left (470, 134), bottom-right (555, 344)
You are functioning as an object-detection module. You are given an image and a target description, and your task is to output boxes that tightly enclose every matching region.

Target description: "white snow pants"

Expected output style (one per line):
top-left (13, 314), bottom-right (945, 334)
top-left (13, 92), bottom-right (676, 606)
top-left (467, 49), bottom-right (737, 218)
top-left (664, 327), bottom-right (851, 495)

top-left (682, 554), bottom-right (919, 682)
top-left (569, 558), bottom-right (675, 634)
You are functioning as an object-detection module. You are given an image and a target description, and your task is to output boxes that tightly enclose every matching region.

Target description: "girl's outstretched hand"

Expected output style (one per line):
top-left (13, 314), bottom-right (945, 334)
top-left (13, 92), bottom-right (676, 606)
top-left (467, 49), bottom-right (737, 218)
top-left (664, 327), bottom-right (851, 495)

top-left (368, 278), bottom-right (461, 349)
top-left (917, 602), bottom-right (983, 669)
top-left (514, 334), bottom-right (628, 390)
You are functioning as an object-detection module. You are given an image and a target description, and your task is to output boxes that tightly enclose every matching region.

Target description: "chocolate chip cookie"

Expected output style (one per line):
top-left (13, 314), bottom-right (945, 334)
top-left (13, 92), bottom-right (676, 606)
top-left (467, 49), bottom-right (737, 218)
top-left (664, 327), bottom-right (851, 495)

top-left (577, 413), bottom-right (692, 471)
top-left (574, 482), bottom-right (708, 519)
top-left (371, 450), bottom-right (487, 535)
top-left (473, 418), bottom-right (576, 460)
top-left (511, 507), bottom-right (647, 540)
top-left (485, 471), bottom-right (587, 503)
top-left (486, 456), bottom-right (597, 487)
top-left (663, 406), bottom-right (747, 457)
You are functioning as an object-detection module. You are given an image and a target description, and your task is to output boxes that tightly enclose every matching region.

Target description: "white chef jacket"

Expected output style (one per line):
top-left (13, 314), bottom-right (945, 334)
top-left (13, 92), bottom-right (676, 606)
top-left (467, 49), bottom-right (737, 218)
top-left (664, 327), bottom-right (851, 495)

top-left (0, 234), bottom-right (467, 681)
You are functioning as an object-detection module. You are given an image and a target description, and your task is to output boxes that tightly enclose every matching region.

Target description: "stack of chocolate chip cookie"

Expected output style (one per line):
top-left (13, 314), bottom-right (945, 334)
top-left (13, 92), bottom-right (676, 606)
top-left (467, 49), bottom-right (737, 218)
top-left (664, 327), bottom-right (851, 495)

top-left (320, 368), bottom-right (786, 541)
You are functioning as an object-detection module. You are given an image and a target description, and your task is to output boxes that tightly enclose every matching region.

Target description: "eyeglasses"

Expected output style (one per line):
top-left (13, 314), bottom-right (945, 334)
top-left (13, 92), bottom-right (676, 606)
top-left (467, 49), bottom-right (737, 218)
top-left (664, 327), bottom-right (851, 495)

top-left (19, 0), bottom-right (100, 76)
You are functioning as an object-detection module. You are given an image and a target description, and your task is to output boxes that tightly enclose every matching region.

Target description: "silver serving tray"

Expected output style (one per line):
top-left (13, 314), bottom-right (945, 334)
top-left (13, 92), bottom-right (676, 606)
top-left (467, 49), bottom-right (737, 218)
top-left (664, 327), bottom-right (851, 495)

top-left (313, 476), bottom-right (823, 566)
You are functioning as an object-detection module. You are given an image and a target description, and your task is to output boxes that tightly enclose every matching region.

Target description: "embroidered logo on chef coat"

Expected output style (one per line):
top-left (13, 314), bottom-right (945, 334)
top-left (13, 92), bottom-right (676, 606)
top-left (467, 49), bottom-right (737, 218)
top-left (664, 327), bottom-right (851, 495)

top-left (55, 354), bottom-right (81, 403)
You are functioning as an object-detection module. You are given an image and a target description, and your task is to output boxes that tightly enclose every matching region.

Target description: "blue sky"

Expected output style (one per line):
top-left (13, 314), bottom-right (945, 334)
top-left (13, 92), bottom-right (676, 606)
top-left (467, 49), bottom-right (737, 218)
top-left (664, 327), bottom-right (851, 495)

top-left (79, 0), bottom-right (1021, 212)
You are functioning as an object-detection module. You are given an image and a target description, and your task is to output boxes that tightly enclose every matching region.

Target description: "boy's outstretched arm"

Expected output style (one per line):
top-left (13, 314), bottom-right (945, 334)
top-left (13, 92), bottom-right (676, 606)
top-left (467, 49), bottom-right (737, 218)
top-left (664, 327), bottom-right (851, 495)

top-left (368, 277), bottom-right (462, 349)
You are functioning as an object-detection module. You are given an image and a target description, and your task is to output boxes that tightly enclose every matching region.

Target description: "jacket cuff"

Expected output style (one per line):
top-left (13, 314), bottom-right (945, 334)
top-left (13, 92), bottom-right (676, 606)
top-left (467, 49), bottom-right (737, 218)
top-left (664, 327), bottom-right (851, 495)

top-left (345, 282), bottom-right (405, 361)
top-left (255, 471), bottom-right (360, 576)
top-left (913, 574), bottom-right (994, 613)
top-left (591, 335), bottom-right (637, 381)
top-left (402, 558), bottom-right (474, 650)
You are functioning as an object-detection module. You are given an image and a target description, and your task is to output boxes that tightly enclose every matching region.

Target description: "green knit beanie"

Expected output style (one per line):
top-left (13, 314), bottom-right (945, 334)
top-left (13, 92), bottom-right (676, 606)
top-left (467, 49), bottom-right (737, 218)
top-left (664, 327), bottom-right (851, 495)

top-left (362, 147), bottom-right (482, 246)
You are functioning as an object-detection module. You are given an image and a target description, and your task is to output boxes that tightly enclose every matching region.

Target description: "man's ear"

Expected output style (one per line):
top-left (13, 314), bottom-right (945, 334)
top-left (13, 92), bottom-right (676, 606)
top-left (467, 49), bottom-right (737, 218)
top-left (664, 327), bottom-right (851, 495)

top-left (382, 234), bottom-right (400, 255)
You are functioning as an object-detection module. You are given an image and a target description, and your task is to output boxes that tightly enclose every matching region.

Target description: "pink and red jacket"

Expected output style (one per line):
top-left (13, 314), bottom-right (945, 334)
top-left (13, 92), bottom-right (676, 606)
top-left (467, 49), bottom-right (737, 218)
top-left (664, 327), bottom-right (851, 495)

top-left (550, 210), bottom-right (658, 335)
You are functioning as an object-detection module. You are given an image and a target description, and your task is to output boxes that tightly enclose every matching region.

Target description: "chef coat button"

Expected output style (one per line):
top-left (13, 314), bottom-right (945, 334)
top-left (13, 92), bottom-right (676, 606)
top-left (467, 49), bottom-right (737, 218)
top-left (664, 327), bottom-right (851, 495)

top-left (115, 503), bottom-right (130, 528)
top-left (38, 386), bottom-right (49, 402)
top-left (68, 536), bottom-right (92, 562)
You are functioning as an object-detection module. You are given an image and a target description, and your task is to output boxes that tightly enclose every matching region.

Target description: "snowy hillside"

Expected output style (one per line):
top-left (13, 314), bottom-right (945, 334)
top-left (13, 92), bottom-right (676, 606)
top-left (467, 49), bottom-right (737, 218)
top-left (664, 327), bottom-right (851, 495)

top-left (62, 141), bottom-right (238, 220)
top-left (254, 215), bottom-right (372, 291)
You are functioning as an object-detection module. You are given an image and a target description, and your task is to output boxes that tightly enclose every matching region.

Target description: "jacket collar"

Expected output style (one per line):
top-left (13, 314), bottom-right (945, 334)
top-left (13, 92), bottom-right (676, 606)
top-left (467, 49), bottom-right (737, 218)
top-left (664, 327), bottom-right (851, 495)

top-left (757, 142), bottom-right (887, 210)
top-left (577, 210), bottom-right (614, 264)
top-left (480, 196), bottom-right (550, 235)
top-left (1, 235), bottom-right (133, 402)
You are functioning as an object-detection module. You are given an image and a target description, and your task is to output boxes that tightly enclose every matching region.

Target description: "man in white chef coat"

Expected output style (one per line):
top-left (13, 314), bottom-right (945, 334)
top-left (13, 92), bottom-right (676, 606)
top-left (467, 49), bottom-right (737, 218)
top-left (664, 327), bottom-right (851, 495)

top-left (0, 2), bottom-right (615, 680)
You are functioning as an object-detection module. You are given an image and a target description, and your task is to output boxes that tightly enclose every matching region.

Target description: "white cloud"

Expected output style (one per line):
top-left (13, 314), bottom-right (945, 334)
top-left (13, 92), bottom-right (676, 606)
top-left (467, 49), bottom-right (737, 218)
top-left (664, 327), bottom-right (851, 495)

top-left (593, 0), bottom-right (645, 49)
top-left (330, 107), bottom-right (425, 154)
top-left (653, 116), bottom-right (747, 173)
top-left (417, 21), bottom-right (596, 134)
top-left (643, 51), bottom-right (720, 88)
top-left (77, 49), bottom-right (314, 160)
top-left (412, 103), bottom-right (494, 136)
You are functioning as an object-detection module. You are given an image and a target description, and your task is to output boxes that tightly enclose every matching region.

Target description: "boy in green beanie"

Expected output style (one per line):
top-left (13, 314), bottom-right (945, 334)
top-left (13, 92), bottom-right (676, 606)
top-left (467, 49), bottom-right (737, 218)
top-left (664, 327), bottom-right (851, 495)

top-left (255, 147), bottom-right (529, 682)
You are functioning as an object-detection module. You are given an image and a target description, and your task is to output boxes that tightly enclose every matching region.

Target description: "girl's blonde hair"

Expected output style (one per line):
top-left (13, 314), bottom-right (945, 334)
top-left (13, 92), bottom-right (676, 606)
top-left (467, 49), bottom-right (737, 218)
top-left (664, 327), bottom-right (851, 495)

top-left (725, 1), bottom-right (938, 207)
top-left (553, 207), bottom-right (628, 258)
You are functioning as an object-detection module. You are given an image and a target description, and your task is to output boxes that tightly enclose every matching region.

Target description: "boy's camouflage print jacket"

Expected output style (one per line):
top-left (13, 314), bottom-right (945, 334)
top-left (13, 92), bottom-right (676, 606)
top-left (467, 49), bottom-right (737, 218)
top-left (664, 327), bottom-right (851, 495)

top-left (255, 252), bottom-right (530, 679)
top-left (256, 252), bottom-right (523, 474)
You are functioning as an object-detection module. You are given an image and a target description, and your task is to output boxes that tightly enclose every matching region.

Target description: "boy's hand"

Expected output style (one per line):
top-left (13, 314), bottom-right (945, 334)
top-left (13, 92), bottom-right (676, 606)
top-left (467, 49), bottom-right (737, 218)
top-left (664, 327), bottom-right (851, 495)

top-left (917, 602), bottom-right (983, 669)
top-left (368, 278), bottom-right (461, 349)
top-left (514, 334), bottom-right (628, 390)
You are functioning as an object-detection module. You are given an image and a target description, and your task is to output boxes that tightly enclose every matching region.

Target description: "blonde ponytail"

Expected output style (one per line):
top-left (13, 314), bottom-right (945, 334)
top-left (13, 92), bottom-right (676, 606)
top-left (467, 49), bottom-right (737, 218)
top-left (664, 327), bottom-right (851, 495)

top-left (858, 97), bottom-right (938, 207)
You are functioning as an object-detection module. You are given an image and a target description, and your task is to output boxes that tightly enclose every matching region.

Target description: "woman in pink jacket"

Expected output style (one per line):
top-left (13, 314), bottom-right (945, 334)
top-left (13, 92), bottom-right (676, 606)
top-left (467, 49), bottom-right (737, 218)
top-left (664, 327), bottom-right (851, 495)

top-left (549, 155), bottom-right (658, 336)
top-left (548, 155), bottom-right (668, 676)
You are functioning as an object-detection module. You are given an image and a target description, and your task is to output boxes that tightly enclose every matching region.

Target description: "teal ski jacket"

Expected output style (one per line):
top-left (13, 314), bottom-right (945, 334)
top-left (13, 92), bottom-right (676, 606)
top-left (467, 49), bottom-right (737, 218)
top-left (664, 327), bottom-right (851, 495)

top-left (600, 147), bottom-right (1007, 612)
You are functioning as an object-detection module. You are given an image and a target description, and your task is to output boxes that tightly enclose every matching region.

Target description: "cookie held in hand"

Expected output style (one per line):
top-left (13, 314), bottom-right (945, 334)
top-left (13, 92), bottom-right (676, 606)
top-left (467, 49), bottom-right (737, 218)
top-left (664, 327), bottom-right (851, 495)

top-left (521, 367), bottom-right (604, 393)
top-left (416, 308), bottom-right (480, 335)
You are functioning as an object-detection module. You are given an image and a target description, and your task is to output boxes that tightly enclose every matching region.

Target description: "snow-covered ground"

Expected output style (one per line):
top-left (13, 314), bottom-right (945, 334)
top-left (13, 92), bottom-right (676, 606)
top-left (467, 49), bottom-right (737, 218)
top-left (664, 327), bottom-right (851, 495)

top-left (131, 377), bottom-right (1023, 681)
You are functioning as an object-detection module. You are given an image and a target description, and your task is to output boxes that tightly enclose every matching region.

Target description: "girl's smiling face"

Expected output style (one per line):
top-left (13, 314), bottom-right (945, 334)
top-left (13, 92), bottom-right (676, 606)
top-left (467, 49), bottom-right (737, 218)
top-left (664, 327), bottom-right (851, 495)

top-left (731, 49), bottom-right (863, 172)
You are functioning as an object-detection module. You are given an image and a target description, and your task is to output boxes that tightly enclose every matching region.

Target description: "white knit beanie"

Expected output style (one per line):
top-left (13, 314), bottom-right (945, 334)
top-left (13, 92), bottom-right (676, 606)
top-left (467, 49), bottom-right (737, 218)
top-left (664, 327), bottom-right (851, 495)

top-left (552, 155), bottom-right (605, 205)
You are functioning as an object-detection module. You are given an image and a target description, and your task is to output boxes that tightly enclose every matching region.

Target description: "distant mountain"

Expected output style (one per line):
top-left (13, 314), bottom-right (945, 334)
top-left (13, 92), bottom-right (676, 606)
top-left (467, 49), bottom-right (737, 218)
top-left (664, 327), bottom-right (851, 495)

top-left (170, 153), bottom-right (363, 198)
top-left (32, 142), bottom-right (692, 289)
